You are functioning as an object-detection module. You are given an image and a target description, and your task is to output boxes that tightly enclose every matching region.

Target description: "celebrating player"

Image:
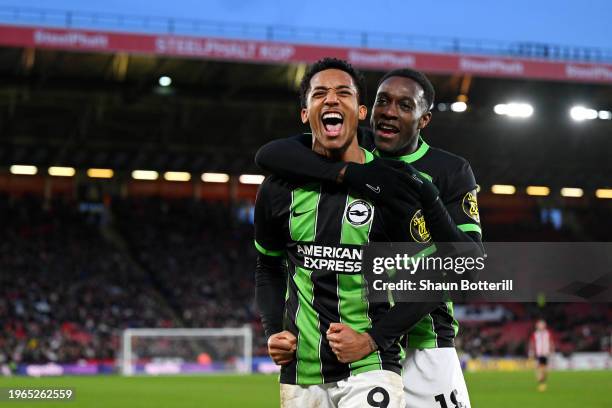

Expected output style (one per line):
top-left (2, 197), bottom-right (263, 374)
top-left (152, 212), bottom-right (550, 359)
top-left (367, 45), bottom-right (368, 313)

top-left (529, 319), bottom-right (555, 392)
top-left (254, 58), bottom-right (412, 407)
top-left (255, 67), bottom-right (483, 407)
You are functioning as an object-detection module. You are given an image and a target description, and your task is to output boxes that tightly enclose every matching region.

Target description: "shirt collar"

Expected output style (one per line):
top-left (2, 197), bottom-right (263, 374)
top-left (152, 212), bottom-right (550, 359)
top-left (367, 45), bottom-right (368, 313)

top-left (374, 136), bottom-right (430, 163)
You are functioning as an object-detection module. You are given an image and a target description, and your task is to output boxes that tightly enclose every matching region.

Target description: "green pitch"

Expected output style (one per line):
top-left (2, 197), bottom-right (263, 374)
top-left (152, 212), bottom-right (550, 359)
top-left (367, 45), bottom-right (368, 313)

top-left (0, 370), bottom-right (610, 407)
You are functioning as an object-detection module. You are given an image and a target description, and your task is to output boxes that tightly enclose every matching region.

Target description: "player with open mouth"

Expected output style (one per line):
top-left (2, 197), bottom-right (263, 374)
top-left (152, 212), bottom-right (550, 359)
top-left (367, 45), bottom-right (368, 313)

top-left (256, 67), bottom-right (484, 408)
top-left (255, 58), bottom-right (418, 407)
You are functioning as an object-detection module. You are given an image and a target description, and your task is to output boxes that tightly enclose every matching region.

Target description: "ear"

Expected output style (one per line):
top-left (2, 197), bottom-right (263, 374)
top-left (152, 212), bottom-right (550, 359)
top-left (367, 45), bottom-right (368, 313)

top-left (301, 107), bottom-right (309, 124)
top-left (358, 104), bottom-right (367, 121)
top-left (418, 111), bottom-right (432, 130)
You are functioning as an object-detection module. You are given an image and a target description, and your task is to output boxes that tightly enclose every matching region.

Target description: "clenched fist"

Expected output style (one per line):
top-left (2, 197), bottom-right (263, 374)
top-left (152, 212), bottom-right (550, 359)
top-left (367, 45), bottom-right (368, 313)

top-left (268, 330), bottom-right (297, 366)
top-left (326, 323), bottom-right (377, 363)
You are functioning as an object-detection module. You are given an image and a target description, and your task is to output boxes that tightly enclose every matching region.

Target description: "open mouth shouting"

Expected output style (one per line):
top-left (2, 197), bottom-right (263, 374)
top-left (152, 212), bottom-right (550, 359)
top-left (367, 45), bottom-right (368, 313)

top-left (374, 121), bottom-right (400, 139)
top-left (321, 111), bottom-right (344, 137)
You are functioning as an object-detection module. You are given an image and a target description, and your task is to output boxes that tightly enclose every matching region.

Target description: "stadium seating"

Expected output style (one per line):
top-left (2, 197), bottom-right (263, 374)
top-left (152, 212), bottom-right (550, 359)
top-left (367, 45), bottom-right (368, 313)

top-left (0, 194), bottom-right (609, 370)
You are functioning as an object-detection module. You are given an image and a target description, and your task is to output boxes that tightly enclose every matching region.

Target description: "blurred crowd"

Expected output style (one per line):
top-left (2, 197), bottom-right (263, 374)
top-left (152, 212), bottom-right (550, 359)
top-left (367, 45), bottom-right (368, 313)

top-left (456, 303), bottom-right (611, 357)
top-left (0, 195), bottom-right (175, 368)
top-left (0, 194), bottom-right (609, 371)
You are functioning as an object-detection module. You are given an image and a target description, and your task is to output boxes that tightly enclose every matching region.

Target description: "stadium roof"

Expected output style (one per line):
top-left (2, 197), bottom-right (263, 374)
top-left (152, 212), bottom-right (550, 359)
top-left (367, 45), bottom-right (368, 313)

top-left (0, 46), bottom-right (611, 189)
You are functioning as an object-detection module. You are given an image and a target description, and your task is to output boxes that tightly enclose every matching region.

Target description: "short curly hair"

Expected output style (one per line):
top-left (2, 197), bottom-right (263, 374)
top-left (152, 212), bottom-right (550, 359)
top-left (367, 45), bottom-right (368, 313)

top-left (299, 57), bottom-right (366, 108)
top-left (377, 68), bottom-right (435, 111)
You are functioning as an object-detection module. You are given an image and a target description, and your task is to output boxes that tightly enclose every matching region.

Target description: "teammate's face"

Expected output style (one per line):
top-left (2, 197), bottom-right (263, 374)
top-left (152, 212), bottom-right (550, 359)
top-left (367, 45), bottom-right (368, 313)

top-left (301, 69), bottom-right (367, 153)
top-left (370, 76), bottom-right (432, 155)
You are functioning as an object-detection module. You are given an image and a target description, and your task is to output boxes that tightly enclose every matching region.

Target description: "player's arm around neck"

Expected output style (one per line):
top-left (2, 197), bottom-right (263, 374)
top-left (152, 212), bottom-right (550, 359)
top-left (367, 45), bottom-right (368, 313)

top-left (255, 133), bottom-right (347, 184)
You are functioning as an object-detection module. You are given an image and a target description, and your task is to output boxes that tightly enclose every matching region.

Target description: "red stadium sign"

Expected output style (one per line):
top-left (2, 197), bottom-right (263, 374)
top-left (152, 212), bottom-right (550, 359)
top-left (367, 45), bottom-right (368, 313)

top-left (1, 24), bottom-right (611, 84)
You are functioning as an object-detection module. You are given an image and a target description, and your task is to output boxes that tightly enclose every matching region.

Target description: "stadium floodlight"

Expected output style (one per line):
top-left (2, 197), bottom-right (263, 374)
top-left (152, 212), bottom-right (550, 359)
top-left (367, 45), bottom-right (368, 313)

top-left (570, 106), bottom-right (598, 121)
top-left (132, 170), bottom-right (159, 180)
top-left (526, 186), bottom-right (550, 196)
top-left (560, 187), bottom-right (584, 198)
top-left (87, 168), bottom-right (114, 178)
top-left (202, 172), bottom-right (230, 183)
top-left (120, 327), bottom-right (253, 376)
top-left (595, 188), bottom-right (612, 199)
top-left (10, 165), bottom-right (37, 175)
top-left (491, 184), bottom-right (516, 195)
top-left (598, 110), bottom-right (612, 120)
top-left (48, 166), bottom-right (75, 177)
top-left (450, 101), bottom-right (467, 112)
top-left (164, 171), bottom-right (191, 182)
top-left (158, 76), bottom-right (172, 87)
top-left (239, 174), bottom-right (265, 184)
top-left (493, 104), bottom-right (508, 115)
top-left (494, 103), bottom-right (533, 118)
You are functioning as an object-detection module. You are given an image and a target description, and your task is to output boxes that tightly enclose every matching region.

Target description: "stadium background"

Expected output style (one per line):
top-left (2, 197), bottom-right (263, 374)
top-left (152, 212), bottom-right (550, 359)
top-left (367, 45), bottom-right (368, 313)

top-left (0, 1), bottom-right (610, 407)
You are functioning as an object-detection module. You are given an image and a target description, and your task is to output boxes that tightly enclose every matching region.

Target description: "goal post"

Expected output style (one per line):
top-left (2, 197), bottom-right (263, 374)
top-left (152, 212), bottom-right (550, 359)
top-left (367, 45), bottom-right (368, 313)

top-left (120, 327), bottom-right (253, 376)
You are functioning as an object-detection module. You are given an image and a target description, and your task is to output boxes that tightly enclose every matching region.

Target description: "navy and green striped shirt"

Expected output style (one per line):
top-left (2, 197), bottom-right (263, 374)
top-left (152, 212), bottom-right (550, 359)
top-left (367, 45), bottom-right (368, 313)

top-left (254, 149), bottom-right (404, 385)
top-left (372, 137), bottom-right (482, 349)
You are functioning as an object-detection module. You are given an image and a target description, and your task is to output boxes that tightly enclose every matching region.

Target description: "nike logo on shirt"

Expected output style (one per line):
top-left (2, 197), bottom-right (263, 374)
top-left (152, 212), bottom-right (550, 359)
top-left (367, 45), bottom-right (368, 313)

top-left (366, 184), bottom-right (381, 194)
top-left (292, 209), bottom-right (313, 217)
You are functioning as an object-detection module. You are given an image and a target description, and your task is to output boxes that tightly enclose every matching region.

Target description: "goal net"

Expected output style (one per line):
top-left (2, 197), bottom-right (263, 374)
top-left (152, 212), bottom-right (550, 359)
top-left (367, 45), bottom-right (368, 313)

top-left (120, 327), bottom-right (253, 376)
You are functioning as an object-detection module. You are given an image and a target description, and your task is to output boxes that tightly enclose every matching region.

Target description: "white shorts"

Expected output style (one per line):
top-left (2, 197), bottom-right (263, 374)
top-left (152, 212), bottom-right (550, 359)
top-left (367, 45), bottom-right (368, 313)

top-left (402, 348), bottom-right (471, 408)
top-left (280, 370), bottom-right (406, 408)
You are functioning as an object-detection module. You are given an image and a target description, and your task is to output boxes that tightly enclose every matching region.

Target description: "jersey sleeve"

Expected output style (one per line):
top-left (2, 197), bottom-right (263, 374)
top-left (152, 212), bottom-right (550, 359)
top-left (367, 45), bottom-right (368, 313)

top-left (440, 159), bottom-right (482, 237)
top-left (254, 133), bottom-right (346, 184)
top-left (254, 178), bottom-right (286, 256)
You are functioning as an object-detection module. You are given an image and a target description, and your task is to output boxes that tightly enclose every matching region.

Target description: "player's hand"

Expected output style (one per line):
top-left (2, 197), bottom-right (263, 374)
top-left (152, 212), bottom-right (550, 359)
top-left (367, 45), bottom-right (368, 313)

top-left (267, 330), bottom-right (297, 366)
top-left (366, 160), bottom-right (440, 241)
top-left (342, 157), bottom-right (422, 214)
top-left (326, 323), bottom-right (376, 363)
top-left (377, 159), bottom-right (440, 207)
top-left (387, 160), bottom-right (440, 208)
